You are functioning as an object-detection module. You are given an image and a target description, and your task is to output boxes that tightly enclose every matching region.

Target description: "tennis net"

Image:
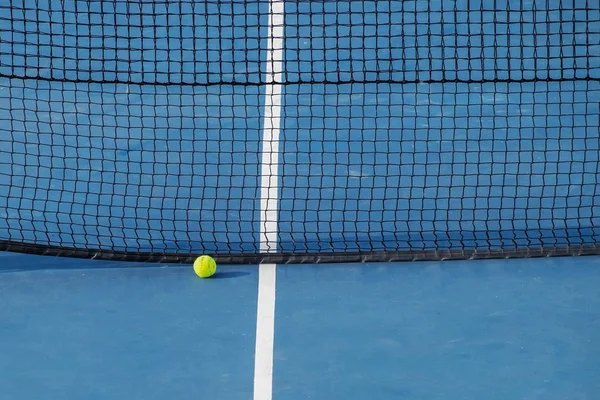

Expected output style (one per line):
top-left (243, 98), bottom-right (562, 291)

top-left (1, 0), bottom-right (599, 263)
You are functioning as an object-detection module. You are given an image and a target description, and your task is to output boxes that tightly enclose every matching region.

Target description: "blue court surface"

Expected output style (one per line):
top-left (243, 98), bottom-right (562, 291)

top-left (1, 252), bottom-right (599, 399)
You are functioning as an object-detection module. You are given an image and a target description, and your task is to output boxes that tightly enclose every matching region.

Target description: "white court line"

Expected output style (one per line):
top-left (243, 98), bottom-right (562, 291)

top-left (259, 0), bottom-right (284, 253)
top-left (253, 264), bottom-right (277, 400)
top-left (256, 2), bottom-right (283, 396)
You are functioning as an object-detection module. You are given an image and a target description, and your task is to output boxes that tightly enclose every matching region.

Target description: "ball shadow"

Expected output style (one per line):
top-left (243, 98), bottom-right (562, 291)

top-left (210, 271), bottom-right (251, 279)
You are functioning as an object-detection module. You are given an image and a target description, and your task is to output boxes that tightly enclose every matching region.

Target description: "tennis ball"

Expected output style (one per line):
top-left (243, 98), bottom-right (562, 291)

top-left (193, 255), bottom-right (217, 278)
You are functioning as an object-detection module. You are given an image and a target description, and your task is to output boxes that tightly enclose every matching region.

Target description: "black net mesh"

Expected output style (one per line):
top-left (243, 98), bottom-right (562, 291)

top-left (1, 0), bottom-right (599, 263)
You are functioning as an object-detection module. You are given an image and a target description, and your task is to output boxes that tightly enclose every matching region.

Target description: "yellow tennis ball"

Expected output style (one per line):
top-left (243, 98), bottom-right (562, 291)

top-left (193, 255), bottom-right (217, 278)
